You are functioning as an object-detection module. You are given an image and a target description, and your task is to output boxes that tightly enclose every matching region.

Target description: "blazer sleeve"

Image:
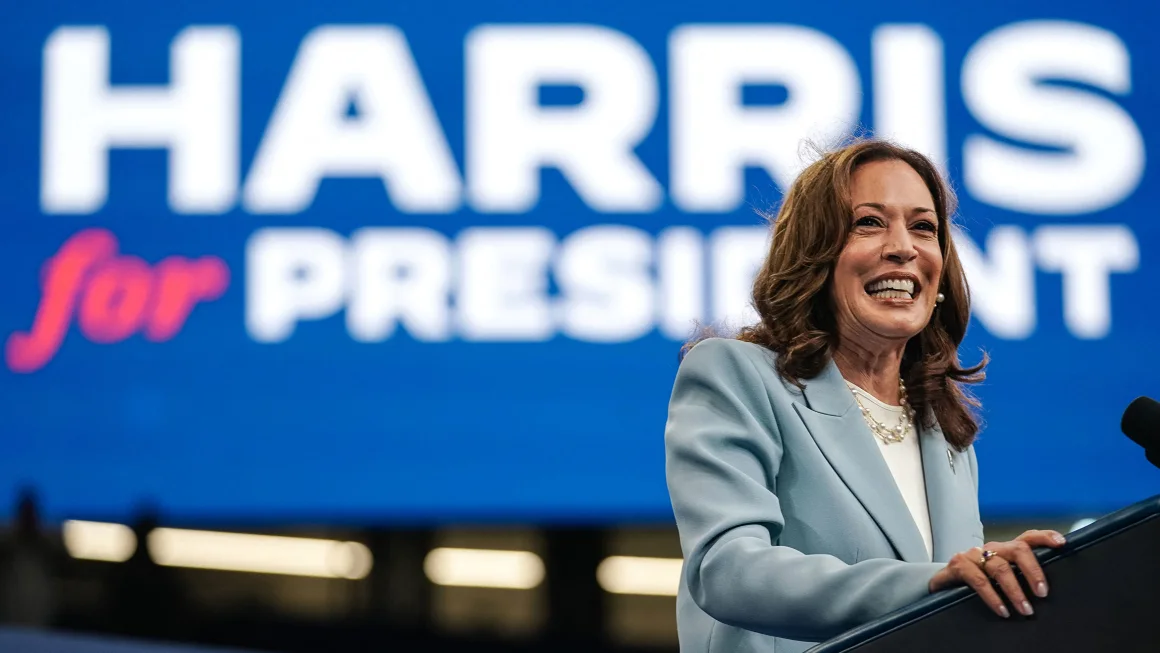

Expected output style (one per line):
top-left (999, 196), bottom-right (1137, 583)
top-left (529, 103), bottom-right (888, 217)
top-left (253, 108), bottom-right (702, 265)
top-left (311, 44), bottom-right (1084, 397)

top-left (665, 339), bottom-right (944, 642)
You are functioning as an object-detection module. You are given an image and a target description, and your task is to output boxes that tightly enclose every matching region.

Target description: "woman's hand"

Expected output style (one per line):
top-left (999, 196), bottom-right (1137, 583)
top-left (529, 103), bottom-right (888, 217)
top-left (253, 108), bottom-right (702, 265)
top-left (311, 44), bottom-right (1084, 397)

top-left (928, 530), bottom-right (1067, 618)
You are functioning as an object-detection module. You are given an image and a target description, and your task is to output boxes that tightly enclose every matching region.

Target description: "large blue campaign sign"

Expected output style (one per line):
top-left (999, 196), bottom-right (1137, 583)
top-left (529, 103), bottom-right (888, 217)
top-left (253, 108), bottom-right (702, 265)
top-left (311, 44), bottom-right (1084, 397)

top-left (1, 0), bottom-right (1158, 524)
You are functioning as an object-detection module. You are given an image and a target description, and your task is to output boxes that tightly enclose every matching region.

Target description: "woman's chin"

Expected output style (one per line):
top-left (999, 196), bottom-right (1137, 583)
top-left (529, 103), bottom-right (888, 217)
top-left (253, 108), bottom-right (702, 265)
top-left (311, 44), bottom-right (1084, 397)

top-left (862, 313), bottom-right (927, 340)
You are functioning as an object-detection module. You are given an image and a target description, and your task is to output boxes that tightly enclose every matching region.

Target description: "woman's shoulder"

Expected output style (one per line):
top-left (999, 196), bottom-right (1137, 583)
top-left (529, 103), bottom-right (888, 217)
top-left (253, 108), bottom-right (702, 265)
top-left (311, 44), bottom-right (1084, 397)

top-left (679, 338), bottom-right (793, 391)
top-left (682, 336), bottom-right (775, 365)
top-left (671, 338), bottom-right (805, 428)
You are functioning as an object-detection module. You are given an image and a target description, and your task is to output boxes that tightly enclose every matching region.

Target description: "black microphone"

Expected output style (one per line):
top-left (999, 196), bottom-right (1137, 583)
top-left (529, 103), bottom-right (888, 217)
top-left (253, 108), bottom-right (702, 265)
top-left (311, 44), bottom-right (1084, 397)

top-left (1121, 396), bottom-right (1160, 469)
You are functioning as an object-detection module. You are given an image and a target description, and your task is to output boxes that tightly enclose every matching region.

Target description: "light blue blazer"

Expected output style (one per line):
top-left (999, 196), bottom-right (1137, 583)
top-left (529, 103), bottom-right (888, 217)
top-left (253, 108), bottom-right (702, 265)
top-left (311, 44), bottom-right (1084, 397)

top-left (664, 338), bottom-right (986, 653)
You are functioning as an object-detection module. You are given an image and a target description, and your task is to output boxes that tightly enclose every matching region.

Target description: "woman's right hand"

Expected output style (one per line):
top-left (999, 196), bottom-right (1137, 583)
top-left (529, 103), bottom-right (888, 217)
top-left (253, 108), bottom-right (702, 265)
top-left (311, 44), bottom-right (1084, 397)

top-left (928, 530), bottom-right (1067, 618)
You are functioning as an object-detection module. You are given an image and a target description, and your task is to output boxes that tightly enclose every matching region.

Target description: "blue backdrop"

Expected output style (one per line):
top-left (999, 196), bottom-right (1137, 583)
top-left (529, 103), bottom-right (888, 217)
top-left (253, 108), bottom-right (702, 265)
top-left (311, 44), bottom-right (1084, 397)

top-left (1, 0), bottom-right (1158, 524)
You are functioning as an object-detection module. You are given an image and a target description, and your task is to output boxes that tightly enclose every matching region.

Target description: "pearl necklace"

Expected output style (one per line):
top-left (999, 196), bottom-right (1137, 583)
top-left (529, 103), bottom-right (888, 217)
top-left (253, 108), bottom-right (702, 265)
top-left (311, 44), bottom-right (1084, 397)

top-left (846, 378), bottom-right (915, 445)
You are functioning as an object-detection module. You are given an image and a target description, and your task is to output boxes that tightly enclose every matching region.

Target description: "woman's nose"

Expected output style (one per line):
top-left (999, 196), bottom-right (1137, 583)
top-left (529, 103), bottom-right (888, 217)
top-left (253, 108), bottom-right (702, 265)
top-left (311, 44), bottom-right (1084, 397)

top-left (883, 225), bottom-right (918, 263)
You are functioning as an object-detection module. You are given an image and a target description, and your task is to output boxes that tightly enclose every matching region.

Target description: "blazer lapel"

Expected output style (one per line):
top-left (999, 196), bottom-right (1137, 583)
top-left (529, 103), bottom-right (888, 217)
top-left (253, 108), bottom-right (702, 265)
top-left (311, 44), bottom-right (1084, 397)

top-left (792, 360), bottom-right (929, 563)
top-left (920, 422), bottom-right (972, 562)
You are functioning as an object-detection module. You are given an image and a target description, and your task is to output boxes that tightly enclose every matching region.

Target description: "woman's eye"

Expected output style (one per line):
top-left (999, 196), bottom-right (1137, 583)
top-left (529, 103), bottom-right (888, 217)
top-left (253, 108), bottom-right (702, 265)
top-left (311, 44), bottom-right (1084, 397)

top-left (854, 216), bottom-right (882, 228)
top-left (913, 220), bottom-right (938, 233)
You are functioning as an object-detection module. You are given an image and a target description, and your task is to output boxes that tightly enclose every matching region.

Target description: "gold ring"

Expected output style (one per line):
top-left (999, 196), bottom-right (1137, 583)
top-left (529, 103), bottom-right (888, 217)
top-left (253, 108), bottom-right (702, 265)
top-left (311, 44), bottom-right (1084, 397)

top-left (977, 549), bottom-right (998, 569)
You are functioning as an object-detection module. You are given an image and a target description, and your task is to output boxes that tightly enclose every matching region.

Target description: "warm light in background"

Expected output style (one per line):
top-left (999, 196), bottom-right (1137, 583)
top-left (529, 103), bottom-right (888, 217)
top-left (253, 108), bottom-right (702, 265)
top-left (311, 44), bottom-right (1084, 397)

top-left (62, 520), bottom-right (137, 562)
top-left (423, 547), bottom-right (545, 589)
top-left (62, 521), bottom-right (372, 579)
top-left (597, 556), bottom-right (683, 596)
top-left (61, 524), bottom-right (693, 594)
top-left (148, 528), bottom-right (373, 579)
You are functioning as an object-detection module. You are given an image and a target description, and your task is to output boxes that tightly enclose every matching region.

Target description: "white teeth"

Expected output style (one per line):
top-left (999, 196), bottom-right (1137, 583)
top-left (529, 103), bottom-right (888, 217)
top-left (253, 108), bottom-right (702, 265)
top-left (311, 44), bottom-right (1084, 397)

top-left (866, 278), bottom-right (916, 295)
top-left (872, 290), bottom-right (912, 300)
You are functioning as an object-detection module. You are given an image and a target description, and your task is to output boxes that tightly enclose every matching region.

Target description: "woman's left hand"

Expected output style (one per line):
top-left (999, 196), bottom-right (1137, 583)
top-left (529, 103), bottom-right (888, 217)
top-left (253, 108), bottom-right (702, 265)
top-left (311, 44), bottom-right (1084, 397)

top-left (929, 529), bottom-right (1067, 617)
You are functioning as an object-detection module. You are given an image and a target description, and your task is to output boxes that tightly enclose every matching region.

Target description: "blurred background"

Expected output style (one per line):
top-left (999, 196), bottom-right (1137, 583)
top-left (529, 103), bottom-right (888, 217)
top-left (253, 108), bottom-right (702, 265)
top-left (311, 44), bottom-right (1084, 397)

top-left (1, 0), bottom-right (1158, 651)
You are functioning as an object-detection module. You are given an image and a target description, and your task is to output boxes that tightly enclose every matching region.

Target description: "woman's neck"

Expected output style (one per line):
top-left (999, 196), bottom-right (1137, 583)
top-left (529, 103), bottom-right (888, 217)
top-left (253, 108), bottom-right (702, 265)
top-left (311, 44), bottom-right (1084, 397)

top-left (832, 343), bottom-right (906, 405)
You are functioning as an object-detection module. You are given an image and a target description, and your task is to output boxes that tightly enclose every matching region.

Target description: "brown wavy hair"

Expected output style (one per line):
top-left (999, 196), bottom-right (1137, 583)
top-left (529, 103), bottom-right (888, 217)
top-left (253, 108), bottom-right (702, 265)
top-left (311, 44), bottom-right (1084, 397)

top-left (694, 138), bottom-right (986, 450)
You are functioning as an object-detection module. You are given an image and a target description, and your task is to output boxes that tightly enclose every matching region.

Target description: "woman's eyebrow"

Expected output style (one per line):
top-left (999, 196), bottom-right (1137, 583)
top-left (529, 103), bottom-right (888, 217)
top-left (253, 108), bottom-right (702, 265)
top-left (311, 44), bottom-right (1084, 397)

top-left (853, 202), bottom-right (935, 215)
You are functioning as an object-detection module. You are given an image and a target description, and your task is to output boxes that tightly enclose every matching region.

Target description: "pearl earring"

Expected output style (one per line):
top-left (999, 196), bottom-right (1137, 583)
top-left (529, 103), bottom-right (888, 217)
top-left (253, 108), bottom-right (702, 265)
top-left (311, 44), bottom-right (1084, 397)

top-left (936, 292), bottom-right (945, 304)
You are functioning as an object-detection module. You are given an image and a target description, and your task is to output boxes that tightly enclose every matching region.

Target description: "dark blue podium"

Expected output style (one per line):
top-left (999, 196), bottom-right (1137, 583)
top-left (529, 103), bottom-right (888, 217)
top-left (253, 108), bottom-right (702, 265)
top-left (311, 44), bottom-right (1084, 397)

top-left (808, 495), bottom-right (1160, 652)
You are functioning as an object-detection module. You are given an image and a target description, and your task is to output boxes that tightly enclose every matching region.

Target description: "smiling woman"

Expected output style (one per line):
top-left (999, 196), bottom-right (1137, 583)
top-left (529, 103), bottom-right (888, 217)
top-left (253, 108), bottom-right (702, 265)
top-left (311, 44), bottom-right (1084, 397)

top-left (665, 139), bottom-right (1068, 653)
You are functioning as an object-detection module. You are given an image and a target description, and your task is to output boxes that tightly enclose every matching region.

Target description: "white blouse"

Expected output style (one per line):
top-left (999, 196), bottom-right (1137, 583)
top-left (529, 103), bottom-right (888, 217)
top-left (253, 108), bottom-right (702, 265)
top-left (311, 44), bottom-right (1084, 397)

top-left (846, 382), bottom-right (934, 562)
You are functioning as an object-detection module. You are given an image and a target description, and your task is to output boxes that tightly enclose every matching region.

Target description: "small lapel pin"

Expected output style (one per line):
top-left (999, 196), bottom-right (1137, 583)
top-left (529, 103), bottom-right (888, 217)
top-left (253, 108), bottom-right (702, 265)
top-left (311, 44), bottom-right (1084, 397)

top-left (947, 448), bottom-right (956, 474)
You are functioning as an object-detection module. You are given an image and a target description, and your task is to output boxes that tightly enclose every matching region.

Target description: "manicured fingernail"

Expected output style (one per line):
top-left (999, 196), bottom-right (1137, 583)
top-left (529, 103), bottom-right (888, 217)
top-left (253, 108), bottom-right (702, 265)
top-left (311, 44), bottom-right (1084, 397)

top-left (998, 605), bottom-right (1010, 619)
top-left (1035, 582), bottom-right (1048, 598)
top-left (1053, 534), bottom-right (1066, 545)
top-left (1021, 601), bottom-right (1034, 616)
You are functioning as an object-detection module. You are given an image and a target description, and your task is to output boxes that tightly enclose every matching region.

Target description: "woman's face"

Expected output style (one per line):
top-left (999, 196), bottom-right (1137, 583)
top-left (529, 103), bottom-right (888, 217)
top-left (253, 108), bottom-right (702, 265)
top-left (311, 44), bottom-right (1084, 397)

top-left (831, 159), bottom-right (943, 348)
